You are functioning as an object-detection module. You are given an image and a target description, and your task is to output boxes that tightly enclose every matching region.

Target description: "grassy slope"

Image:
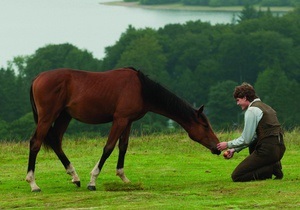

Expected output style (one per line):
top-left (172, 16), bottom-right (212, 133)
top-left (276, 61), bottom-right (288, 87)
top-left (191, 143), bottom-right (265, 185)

top-left (0, 130), bottom-right (299, 209)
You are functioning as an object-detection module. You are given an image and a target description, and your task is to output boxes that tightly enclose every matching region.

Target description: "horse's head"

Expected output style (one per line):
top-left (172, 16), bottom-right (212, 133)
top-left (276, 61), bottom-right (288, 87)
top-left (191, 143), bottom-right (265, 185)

top-left (188, 105), bottom-right (220, 155)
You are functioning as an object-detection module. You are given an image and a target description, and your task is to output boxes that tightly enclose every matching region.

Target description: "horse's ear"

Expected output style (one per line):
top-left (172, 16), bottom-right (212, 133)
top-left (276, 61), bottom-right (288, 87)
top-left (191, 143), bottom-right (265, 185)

top-left (197, 105), bottom-right (204, 117)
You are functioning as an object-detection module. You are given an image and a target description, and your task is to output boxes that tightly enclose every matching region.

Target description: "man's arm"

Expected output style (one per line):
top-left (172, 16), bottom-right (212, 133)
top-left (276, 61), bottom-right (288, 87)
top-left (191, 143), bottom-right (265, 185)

top-left (227, 107), bottom-right (262, 151)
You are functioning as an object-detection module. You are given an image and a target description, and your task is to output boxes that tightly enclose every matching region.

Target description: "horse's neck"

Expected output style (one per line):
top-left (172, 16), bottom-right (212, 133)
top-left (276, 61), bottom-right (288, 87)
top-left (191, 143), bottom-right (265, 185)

top-left (150, 108), bottom-right (192, 132)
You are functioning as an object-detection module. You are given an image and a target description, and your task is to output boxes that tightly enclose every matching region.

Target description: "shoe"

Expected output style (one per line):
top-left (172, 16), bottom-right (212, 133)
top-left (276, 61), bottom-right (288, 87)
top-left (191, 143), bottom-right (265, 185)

top-left (273, 169), bottom-right (283, 179)
top-left (273, 162), bottom-right (283, 179)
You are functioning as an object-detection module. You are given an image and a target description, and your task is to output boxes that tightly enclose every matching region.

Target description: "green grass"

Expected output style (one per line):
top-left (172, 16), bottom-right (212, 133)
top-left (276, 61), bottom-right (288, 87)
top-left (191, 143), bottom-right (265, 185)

top-left (0, 130), bottom-right (299, 209)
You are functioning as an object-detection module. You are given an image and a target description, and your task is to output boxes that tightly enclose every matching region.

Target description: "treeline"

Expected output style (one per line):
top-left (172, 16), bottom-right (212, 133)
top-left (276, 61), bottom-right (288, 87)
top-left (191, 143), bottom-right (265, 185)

top-left (0, 6), bottom-right (299, 140)
top-left (125, 0), bottom-right (300, 7)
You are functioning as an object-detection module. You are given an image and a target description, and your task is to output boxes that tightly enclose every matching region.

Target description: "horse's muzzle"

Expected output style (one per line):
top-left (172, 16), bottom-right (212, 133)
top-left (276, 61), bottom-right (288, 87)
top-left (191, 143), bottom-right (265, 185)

top-left (211, 148), bottom-right (221, 155)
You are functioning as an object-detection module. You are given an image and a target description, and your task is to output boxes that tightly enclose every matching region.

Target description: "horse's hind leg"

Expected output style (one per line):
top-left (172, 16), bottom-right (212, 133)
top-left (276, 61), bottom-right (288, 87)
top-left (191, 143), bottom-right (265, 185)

top-left (116, 123), bottom-right (132, 183)
top-left (26, 122), bottom-right (52, 192)
top-left (48, 111), bottom-right (80, 187)
top-left (26, 134), bottom-right (40, 192)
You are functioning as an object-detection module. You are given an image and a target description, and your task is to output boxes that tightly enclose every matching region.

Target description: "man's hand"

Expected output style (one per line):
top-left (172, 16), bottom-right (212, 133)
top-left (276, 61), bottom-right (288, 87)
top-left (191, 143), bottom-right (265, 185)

top-left (223, 149), bottom-right (235, 159)
top-left (217, 142), bottom-right (228, 151)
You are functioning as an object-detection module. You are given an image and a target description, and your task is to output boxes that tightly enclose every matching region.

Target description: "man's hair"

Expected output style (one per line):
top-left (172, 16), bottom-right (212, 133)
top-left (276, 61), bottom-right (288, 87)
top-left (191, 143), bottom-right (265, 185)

top-left (233, 82), bottom-right (258, 102)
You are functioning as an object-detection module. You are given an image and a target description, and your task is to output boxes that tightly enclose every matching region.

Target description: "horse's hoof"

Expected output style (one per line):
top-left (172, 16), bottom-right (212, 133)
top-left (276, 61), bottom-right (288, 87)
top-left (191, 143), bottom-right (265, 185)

top-left (87, 185), bottom-right (96, 191)
top-left (31, 188), bottom-right (41, 192)
top-left (73, 181), bottom-right (81, 187)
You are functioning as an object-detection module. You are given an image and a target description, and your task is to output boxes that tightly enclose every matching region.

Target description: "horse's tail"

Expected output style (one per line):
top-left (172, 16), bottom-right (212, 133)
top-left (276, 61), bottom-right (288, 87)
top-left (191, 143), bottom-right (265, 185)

top-left (30, 84), bottom-right (38, 124)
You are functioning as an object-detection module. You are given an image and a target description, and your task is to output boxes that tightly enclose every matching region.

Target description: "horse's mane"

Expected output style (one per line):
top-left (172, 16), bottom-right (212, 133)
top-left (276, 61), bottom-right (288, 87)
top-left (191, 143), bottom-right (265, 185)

top-left (137, 70), bottom-right (197, 123)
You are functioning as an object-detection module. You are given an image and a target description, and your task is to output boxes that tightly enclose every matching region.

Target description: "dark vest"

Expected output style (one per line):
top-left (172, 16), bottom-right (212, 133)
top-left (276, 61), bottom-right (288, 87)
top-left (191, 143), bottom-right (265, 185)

top-left (250, 101), bottom-right (282, 142)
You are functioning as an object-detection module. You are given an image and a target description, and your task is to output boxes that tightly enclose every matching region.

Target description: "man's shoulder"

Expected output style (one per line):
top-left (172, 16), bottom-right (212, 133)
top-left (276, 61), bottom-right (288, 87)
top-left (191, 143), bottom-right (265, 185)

top-left (247, 106), bottom-right (263, 116)
top-left (250, 98), bottom-right (262, 106)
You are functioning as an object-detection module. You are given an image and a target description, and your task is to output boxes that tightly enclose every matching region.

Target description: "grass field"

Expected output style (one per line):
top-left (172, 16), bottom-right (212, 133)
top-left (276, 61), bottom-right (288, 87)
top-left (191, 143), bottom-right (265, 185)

top-left (0, 130), bottom-right (299, 209)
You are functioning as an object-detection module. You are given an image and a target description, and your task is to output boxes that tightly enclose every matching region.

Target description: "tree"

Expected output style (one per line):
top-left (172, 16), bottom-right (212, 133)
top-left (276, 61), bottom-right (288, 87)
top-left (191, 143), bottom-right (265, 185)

top-left (140, 0), bottom-right (179, 5)
top-left (115, 29), bottom-right (168, 83)
top-left (1, 6), bottom-right (300, 139)
top-left (261, 0), bottom-right (289, 6)
top-left (0, 68), bottom-right (25, 122)
top-left (169, 66), bottom-right (198, 104)
top-left (8, 113), bottom-right (35, 140)
top-left (102, 25), bottom-right (134, 70)
top-left (7, 55), bottom-right (29, 78)
top-left (193, 59), bottom-right (222, 105)
top-left (255, 67), bottom-right (300, 129)
top-left (249, 31), bottom-right (293, 69)
top-left (182, 0), bottom-right (209, 6)
top-left (238, 4), bottom-right (259, 22)
top-left (0, 118), bottom-right (9, 140)
top-left (217, 33), bottom-right (259, 84)
top-left (207, 80), bottom-right (240, 130)
top-left (24, 43), bottom-right (102, 84)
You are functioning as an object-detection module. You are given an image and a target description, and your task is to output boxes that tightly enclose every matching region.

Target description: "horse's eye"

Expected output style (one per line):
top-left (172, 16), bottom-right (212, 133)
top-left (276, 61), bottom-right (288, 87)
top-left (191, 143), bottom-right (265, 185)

top-left (199, 114), bottom-right (209, 128)
top-left (202, 121), bottom-right (209, 128)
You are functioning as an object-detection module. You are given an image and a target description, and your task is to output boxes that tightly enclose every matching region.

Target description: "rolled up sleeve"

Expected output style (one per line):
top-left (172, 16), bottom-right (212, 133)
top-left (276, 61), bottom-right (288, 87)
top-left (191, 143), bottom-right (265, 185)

top-left (227, 107), bottom-right (262, 152)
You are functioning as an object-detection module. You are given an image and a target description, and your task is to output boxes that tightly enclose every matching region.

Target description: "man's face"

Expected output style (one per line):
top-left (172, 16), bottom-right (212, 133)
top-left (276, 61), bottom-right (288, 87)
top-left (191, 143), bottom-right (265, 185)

top-left (236, 97), bottom-right (250, 110)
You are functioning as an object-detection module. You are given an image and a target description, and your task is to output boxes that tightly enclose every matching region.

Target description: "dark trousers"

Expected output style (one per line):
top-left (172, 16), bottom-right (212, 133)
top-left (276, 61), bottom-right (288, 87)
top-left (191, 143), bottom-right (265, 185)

top-left (231, 135), bottom-right (286, 182)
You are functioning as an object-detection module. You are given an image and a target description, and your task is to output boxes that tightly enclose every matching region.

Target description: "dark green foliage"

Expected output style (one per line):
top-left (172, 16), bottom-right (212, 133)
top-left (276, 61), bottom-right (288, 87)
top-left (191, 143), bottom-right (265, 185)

top-left (24, 43), bottom-right (102, 83)
top-left (140, 0), bottom-right (179, 5)
top-left (8, 113), bottom-right (35, 140)
top-left (0, 6), bottom-right (299, 141)
top-left (207, 81), bottom-right (240, 130)
top-left (238, 4), bottom-right (261, 21)
top-left (181, 0), bottom-right (209, 5)
top-left (0, 68), bottom-right (28, 123)
top-left (209, 0), bottom-right (241, 7)
top-left (261, 0), bottom-right (292, 6)
top-left (140, 0), bottom-right (294, 6)
top-left (0, 118), bottom-right (9, 139)
top-left (255, 67), bottom-right (300, 128)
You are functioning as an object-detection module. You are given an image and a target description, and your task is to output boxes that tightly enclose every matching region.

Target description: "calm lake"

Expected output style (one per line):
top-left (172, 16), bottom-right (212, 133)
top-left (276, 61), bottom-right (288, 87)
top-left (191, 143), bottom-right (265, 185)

top-left (0, 0), bottom-right (239, 68)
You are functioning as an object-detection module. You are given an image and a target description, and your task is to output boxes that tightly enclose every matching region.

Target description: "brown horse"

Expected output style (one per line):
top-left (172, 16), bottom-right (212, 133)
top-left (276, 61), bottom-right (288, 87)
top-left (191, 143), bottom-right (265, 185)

top-left (26, 67), bottom-right (220, 192)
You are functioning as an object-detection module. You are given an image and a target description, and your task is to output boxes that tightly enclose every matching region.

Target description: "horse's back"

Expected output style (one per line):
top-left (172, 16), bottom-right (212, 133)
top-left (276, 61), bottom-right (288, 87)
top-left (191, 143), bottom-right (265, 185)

top-left (32, 68), bottom-right (145, 124)
top-left (33, 68), bottom-right (138, 88)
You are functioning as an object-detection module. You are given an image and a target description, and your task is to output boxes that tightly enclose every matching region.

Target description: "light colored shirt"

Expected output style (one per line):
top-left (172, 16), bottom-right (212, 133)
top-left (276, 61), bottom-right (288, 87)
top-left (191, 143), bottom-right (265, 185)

top-left (227, 98), bottom-right (263, 152)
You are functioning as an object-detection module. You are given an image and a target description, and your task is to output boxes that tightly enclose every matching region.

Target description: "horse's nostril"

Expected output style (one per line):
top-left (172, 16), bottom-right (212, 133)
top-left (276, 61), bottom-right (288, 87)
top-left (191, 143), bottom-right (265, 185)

top-left (212, 148), bottom-right (221, 155)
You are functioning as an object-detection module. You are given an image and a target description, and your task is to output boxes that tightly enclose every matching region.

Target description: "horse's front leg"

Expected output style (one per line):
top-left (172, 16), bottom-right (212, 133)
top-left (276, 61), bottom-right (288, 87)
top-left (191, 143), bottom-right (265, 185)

top-left (88, 119), bottom-right (128, 191)
top-left (66, 164), bottom-right (80, 187)
top-left (88, 145), bottom-right (115, 191)
top-left (116, 124), bottom-right (131, 183)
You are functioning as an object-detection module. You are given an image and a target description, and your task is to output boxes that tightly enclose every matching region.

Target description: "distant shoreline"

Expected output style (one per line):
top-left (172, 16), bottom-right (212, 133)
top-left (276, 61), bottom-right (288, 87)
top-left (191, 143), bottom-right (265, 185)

top-left (101, 1), bottom-right (293, 12)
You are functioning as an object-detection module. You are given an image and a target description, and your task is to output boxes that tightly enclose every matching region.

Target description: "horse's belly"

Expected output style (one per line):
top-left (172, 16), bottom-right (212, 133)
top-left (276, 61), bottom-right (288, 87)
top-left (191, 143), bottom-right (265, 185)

top-left (75, 115), bottom-right (113, 124)
top-left (66, 103), bottom-right (114, 124)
